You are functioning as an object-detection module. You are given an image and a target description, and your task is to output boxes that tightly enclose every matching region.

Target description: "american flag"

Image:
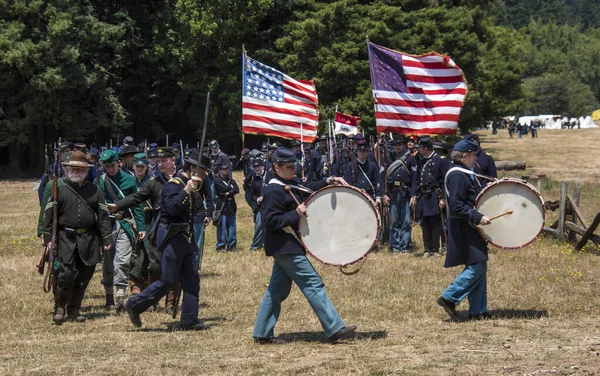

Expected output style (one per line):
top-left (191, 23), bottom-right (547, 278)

top-left (367, 42), bottom-right (467, 135)
top-left (242, 54), bottom-right (319, 142)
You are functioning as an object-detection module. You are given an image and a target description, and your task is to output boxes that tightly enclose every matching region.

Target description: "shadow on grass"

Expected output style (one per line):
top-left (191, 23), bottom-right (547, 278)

top-left (448, 309), bottom-right (549, 323)
top-left (82, 311), bottom-right (111, 320)
top-left (130, 316), bottom-right (227, 332)
top-left (278, 330), bottom-right (387, 344)
top-left (200, 272), bottom-right (221, 278)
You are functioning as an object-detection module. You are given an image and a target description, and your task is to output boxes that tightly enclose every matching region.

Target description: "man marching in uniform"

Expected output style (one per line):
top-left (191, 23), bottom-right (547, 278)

top-left (98, 149), bottom-right (146, 310)
top-left (383, 134), bottom-right (418, 253)
top-left (252, 148), bottom-right (356, 344)
top-left (411, 137), bottom-right (448, 258)
top-left (41, 151), bottom-right (112, 323)
top-left (107, 147), bottom-right (178, 310)
top-left (437, 140), bottom-right (492, 320)
top-left (123, 151), bottom-right (210, 331)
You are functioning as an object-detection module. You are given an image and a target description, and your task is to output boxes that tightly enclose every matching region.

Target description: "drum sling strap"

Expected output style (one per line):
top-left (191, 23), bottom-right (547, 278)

top-left (268, 177), bottom-right (313, 241)
top-left (443, 167), bottom-right (497, 217)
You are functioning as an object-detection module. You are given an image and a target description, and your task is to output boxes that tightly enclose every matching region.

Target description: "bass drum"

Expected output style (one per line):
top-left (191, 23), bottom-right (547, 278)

top-left (298, 185), bottom-right (381, 266)
top-left (475, 178), bottom-right (545, 249)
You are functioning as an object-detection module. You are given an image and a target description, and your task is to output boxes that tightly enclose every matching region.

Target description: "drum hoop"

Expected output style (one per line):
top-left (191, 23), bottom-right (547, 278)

top-left (299, 185), bottom-right (381, 266)
top-left (474, 178), bottom-right (546, 250)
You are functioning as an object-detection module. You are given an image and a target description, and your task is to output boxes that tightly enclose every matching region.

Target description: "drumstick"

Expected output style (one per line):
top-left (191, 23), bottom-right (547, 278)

top-left (284, 186), bottom-right (308, 217)
top-left (489, 209), bottom-right (513, 221)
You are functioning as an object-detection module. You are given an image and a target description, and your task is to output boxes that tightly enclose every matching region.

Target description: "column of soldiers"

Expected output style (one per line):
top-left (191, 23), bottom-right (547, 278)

top-left (37, 137), bottom-right (224, 329)
top-left (36, 133), bottom-right (497, 328)
top-left (237, 132), bottom-right (496, 259)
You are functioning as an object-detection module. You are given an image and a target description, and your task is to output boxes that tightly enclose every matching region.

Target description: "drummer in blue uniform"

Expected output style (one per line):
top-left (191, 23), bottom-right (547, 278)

top-left (123, 151), bottom-right (210, 331)
top-left (411, 136), bottom-right (448, 258)
top-left (343, 138), bottom-right (382, 201)
top-left (252, 148), bottom-right (357, 344)
top-left (437, 139), bottom-right (492, 321)
top-left (383, 134), bottom-right (418, 253)
top-left (463, 134), bottom-right (497, 192)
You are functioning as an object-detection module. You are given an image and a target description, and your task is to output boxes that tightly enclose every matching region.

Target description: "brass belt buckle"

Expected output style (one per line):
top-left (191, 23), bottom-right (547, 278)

top-left (114, 213), bottom-right (123, 220)
top-left (75, 228), bottom-right (87, 235)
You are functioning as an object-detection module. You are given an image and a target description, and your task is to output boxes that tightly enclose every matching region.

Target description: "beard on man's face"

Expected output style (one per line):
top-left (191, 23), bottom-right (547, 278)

top-left (67, 169), bottom-right (87, 183)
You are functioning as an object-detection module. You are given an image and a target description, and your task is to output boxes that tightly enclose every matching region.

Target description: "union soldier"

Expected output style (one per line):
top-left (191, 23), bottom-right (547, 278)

top-left (38, 141), bottom-right (71, 205)
top-left (252, 148), bottom-right (356, 344)
top-left (40, 151), bottom-right (112, 323)
top-left (244, 157), bottom-right (267, 251)
top-left (209, 140), bottom-right (232, 178)
top-left (98, 150), bottom-right (146, 309)
top-left (289, 139), bottom-right (305, 179)
top-left (107, 147), bottom-right (178, 309)
top-left (463, 134), bottom-right (497, 192)
top-left (343, 139), bottom-right (383, 201)
top-left (411, 137), bottom-right (448, 258)
top-left (119, 145), bottom-right (138, 176)
top-left (306, 135), bottom-right (328, 181)
top-left (123, 150), bottom-right (211, 331)
top-left (383, 134), bottom-right (418, 253)
top-left (214, 164), bottom-right (239, 252)
top-left (235, 148), bottom-right (252, 177)
top-left (147, 143), bottom-right (159, 175)
top-left (172, 142), bottom-right (184, 170)
top-left (437, 140), bottom-right (492, 321)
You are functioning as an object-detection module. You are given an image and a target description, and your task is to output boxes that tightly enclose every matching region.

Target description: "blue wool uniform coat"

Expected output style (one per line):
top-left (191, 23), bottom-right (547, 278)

top-left (386, 150), bottom-right (418, 199)
top-left (473, 149), bottom-right (497, 192)
top-left (262, 177), bottom-right (328, 257)
top-left (343, 159), bottom-right (383, 199)
top-left (444, 162), bottom-right (488, 268)
top-left (415, 152), bottom-right (448, 218)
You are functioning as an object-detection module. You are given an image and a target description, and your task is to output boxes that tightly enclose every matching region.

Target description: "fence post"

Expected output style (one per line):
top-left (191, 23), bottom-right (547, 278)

top-left (558, 182), bottom-right (568, 241)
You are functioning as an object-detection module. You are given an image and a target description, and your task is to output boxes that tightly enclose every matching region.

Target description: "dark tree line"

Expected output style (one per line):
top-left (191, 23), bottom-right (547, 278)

top-left (1, 0), bottom-right (599, 174)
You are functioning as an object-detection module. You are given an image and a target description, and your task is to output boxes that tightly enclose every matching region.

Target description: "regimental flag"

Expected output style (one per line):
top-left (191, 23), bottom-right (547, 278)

top-left (334, 111), bottom-right (360, 136)
top-left (367, 42), bottom-right (467, 135)
top-left (242, 53), bottom-right (319, 142)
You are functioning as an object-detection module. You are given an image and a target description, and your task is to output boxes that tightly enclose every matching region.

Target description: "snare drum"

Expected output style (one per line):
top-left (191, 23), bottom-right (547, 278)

top-left (298, 185), bottom-right (381, 266)
top-left (475, 178), bottom-right (545, 249)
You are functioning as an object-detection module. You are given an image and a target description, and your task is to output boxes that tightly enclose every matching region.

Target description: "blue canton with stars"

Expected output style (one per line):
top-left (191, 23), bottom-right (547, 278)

top-left (243, 55), bottom-right (286, 102)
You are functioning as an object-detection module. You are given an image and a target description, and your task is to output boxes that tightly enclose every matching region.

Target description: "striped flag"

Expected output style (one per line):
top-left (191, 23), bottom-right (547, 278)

top-left (242, 53), bottom-right (319, 142)
top-left (334, 111), bottom-right (360, 136)
top-left (367, 42), bottom-right (467, 135)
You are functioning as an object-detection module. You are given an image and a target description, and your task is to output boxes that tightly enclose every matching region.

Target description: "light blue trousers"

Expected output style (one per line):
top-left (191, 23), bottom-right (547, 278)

top-left (441, 261), bottom-right (488, 315)
top-left (253, 254), bottom-right (345, 338)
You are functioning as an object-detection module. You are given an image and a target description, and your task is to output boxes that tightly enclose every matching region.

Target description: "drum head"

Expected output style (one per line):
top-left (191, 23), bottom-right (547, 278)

top-left (475, 179), bottom-right (545, 249)
top-left (299, 186), bottom-right (380, 266)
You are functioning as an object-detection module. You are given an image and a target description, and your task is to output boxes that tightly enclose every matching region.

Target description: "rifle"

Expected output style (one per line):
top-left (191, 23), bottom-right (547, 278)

top-left (43, 138), bottom-right (61, 293)
top-left (349, 142), bottom-right (356, 185)
top-left (37, 144), bottom-right (51, 275)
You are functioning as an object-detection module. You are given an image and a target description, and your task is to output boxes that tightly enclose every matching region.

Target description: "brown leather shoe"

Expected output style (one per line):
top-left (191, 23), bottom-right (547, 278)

top-left (437, 297), bottom-right (457, 318)
top-left (329, 325), bottom-right (357, 343)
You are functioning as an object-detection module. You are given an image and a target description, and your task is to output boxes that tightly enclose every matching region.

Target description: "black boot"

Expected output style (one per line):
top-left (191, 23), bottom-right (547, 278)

top-left (53, 288), bottom-right (70, 324)
top-left (67, 288), bottom-right (86, 323)
top-left (104, 294), bottom-right (115, 310)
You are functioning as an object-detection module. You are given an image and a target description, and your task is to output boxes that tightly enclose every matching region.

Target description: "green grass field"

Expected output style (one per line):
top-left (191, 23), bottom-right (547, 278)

top-left (1, 128), bottom-right (600, 375)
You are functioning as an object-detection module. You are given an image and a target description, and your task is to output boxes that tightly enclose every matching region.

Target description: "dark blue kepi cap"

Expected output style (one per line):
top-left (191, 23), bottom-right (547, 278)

top-left (453, 139), bottom-right (479, 153)
top-left (272, 147), bottom-right (297, 164)
top-left (463, 133), bottom-right (480, 143)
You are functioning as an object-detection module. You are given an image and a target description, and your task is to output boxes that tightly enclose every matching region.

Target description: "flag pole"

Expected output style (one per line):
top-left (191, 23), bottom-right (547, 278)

top-left (300, 123), bottom-right (305, 180)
